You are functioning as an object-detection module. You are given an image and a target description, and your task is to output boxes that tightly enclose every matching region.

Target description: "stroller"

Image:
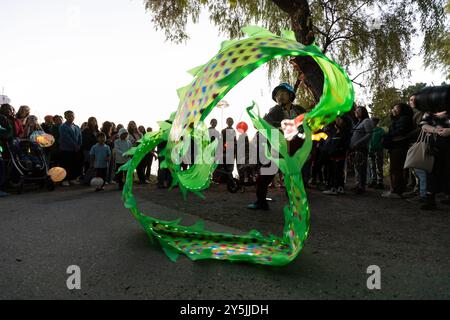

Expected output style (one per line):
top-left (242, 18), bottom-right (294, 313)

top-left (212, 165), bottom-right (241, 193)
top-left (237, 163), bottom-right (258, 192)
top-left (5, 139), bottom-right (54, 193)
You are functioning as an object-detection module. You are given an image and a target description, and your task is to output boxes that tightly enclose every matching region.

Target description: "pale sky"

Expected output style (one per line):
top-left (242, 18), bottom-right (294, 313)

top-left (1, 0), bottom-right (446, 135)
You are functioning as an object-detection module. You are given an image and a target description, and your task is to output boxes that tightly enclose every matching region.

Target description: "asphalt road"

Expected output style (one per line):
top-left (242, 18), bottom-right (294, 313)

top-left (0, 181), bottom-right (448, 299)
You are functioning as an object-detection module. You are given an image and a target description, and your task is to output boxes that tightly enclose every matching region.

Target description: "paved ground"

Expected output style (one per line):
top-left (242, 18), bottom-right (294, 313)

top-left (0, 180), bottom-right (448, 299)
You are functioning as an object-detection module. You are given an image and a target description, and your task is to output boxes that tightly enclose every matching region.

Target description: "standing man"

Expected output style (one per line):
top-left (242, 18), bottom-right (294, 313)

top-left (248, 83), bottom-right (306, 210)
top-left (59, 110), bottom-right (82, 186)
top-left (208, 118), bottom-right (220, 142)
top-left (221, 117), bottom-right (237, 174)
top-left (49, 115), bottom-right (63, 167)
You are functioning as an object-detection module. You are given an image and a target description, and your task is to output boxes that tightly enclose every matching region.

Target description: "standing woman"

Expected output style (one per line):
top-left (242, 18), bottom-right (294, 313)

top-left (381, 103), bottom-right (414, 198)
top-left (127, 121), bottom-right (146, 184)
top-left (100, 121), bottom-right (113, 142)
top-left (15, 105), bottom-right (30, 138)
top-left (349, 106), bottom-right (374, 194)
top-left (419, 111), bottom-right (450, 210)
top-left (23, 115), bottom-right (43, 138)
top-left (49, 115), bottom-right (63, 167)
top-left (81, 117), bottom-right (99, 181)
top-left (100, 121), bottom-right (115, 183)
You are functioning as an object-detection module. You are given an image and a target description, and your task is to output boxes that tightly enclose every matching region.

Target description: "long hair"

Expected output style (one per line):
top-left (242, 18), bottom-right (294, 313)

top-left (392, 102), bottom-right (413, 117)
top-left (24, 115), bottom-right (43, 137)
top-left (16, 105), bottom-right (30, 119)
top-left (0, 104), bottom-right (13, 118)
top-left (87, 117), bottom-right (98, 133)
top-left (101, 121), bottom-right (112, 138)
top-left (357, 106), bottom-right (369, 120)
top-left (413, 84), bottom-right (450, 113)
top-left (127, 121), bottom-right (137, 134)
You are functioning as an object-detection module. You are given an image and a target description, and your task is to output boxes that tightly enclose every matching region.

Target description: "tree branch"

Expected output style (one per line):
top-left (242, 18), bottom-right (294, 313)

top-left (351, 67), bottom-right (378, 81)
top-left (351, 80), bottom-right (366, 88)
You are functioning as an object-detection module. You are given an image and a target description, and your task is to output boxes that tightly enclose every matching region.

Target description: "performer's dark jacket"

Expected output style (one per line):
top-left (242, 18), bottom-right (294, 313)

top-left (262, 104), bottom-right (306, 157)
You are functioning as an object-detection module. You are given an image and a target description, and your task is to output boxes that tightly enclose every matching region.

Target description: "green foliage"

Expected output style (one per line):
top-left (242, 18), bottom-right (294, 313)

top-left (370, 87), bottom-right (400, 128)
top-left (423, 0), bottom-right (450, 79)
top-left (370, 82), bottom-right (427, 127)
top-left (144, 0), bottom-right (448, 91)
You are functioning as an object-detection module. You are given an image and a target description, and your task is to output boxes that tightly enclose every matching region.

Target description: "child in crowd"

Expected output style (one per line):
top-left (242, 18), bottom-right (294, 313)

top-left (114, 128), bottom-right (132, 190)
top-left (368, 117), bottom-right (385, 189)
top-left (89, 132), bottom-right (111, 191)
top-left (23, 115), bottom-right (43, 138)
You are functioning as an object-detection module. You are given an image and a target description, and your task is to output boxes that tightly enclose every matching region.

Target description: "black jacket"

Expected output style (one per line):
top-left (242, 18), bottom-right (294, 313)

top-left (263, 104), bottom-right (306, 128)
top-left (385, 115), bottom-right (414, 149)
top-left (82, 129), bottom-right (98, 152)
top-left (263, 104), bottom-right (306, 156)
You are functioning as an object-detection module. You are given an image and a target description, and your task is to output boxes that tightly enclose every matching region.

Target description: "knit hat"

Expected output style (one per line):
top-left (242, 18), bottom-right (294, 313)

top-left (118, 128), bottom-right (128, 136)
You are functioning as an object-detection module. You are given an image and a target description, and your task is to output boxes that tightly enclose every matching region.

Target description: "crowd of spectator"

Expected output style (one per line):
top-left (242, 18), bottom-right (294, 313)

top-left (0, 105), bottom-right (156, 193)
top-left (0, 93), bottom-right (449, 211)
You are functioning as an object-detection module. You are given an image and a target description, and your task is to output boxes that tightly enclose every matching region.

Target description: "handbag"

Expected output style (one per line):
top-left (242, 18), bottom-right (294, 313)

top-left (403, 130), bottom-right (435, 172)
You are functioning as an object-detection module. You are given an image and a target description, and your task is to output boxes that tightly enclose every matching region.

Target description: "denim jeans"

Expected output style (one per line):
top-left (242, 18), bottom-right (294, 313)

top-left (414, 169), bottom-right (427, 198)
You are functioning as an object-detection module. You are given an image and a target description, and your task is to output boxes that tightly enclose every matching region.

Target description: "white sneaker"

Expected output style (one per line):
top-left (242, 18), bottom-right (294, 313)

top-left (337, 187), bottom-right (345, 195)
top-left (62, 181), bottom-right (70, 187)
top-left (381, 191), bottom-right (402, 199)
top-left (323, 188), bottom-right (338, 195)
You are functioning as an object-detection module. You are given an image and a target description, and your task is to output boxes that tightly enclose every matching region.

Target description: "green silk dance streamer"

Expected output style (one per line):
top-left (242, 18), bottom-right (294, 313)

top-left (119, 26), bottom-right (354, 266)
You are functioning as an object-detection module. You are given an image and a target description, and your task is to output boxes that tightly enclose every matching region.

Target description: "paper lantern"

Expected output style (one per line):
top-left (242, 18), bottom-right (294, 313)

top-left (90, 177), bottom-right (104, 187)
top-left (48, 167), bottom-right (66, 182)
top-left (30, 131), bottom-right (55, 148)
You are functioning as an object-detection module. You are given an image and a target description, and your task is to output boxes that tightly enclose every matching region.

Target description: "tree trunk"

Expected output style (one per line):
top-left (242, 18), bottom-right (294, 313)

top-left (272, 0), bottom-right (324, 103)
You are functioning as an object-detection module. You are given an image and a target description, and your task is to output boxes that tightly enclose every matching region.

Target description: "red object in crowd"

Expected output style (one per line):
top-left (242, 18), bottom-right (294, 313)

top-left (13, 118), bottom-right (24, 138)
top-left (236, 121), bottom-right (248, 133)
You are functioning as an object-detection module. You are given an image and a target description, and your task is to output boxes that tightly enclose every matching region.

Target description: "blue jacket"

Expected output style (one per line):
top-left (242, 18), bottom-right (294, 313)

top-left (59, 122), bottom-right (82, 152)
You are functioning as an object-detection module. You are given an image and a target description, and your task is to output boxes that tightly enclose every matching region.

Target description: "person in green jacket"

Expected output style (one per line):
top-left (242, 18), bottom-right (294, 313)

top-left (368, 117), bottom-right (385, 189)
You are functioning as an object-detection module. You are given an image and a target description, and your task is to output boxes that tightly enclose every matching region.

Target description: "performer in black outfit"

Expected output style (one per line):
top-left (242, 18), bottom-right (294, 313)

top-left (247, 83), bottom-right (306, 210)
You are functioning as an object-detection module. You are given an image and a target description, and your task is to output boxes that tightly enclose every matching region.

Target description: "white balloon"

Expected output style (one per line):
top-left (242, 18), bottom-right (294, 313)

top-left (90, 177), bottom-right (104, 187)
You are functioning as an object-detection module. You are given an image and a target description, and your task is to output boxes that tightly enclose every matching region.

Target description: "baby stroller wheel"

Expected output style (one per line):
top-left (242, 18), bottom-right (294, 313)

top-left (227, 178), bottom-right (241, 193)
top-left (17, 179), bottom-right (24, 194)
top-left (7, 169), bottom-right (23, 192)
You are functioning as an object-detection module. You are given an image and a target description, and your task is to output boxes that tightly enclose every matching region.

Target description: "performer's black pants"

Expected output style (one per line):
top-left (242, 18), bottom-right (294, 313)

top-left (255, 136), bottom-right (303, 204)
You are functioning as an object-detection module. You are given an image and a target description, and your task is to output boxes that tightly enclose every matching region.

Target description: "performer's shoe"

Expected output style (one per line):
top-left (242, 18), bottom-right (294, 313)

top-left (420, 195), bottom-right (437, 210)
top-left (247, 202), bottom-right (269, 211)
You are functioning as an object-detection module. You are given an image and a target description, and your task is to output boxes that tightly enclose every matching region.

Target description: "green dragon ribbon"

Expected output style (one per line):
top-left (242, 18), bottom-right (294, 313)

top-left (120, 26), bottom-right (354, 266)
